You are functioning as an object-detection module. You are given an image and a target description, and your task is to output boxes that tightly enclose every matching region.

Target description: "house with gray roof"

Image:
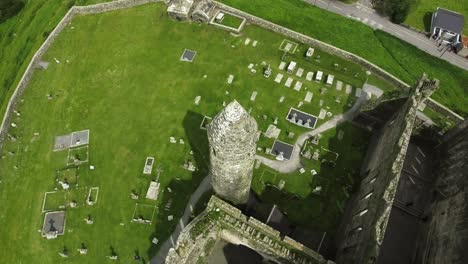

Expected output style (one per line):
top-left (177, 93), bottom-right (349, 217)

top-left (430, 7), bottom-right (464, 49)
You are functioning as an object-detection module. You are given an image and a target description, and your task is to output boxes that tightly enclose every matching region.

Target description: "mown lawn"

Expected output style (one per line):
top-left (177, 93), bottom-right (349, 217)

top-left (0, 3), bottom-right (379, 262)
top-left (404, 0), bottom-right (468, 34)
top-left (218, 0), bottom-right (468, 117)
top-left (0, 0), bottom-right (108, 122)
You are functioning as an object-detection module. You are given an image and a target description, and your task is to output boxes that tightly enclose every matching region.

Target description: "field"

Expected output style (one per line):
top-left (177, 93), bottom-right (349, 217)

top-left (0, 3), bottom-right (386, 262)
top-left (404, 0), bottom-right (468, 34)
top-left (218, 0), bottom-right (468, 117)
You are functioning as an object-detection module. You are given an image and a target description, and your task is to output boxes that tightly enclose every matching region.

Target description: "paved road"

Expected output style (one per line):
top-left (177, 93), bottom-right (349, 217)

top-left (303, 0), bottom-right (468, 71)
top-left (256, 92), bottom-right (370, 173)
top-left (150, 175), bottom-right (212, 264)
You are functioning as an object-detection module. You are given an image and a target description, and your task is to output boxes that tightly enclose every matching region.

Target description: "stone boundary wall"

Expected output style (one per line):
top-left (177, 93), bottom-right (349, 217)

top-left (0, 0), bottom-right (162, 151)
top-left (214, 1), bottom-right (464, 123)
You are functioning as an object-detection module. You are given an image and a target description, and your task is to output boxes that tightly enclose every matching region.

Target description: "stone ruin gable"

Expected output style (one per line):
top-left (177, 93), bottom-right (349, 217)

top-left (166, 196), bottom-right (335, 264)
top-left (336, 75), bottom-right (439, 264)
top-left (191, 0), bottom-right (215, 23)
top-left (207, 100), bottom-right (258, 205)
top-left (413, 120), bottom-right (468, 264)
top-left (167, 0), bottom-right (194, 20)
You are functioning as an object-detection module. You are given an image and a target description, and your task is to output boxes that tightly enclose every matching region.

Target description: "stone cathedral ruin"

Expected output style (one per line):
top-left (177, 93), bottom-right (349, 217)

top-left (166, 75), bottom-right (468, 264)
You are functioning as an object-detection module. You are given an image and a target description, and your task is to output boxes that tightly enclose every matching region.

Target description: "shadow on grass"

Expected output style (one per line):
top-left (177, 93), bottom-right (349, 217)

top-left (423, 12), bottom-right (432, 33)
top-left (146, 111), bottom-right (210, 260)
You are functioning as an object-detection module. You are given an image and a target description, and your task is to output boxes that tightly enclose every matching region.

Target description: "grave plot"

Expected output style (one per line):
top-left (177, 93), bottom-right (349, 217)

top-left (56, 167), bottom-right (78, 187)
top-left (42, 191), bottom-right (67, 213)
top-left (41, 211), bottom-right (66, 239)
top-left (67, 145), bottom-right (89, 166)
top-left (180, 49), bottom-right (197, 62)
top-left (86, 187), bottom-right (99, 205)
top-left (286, 108), bottom-right (317, 129)
top-left (132, 203), bottom-right (157, 224)
top-left (71, 129), bottom-right (90, 148)
top-left (65, 187), bottom-right (89, 207)
top-left (210, 11), bottom-right (246, 32)
top-left (53, 134), bottom-right (72, 152)
top-left (270, 140), bottom-right (295, 161)
top-left (279, 39), bottom-right (299, 53)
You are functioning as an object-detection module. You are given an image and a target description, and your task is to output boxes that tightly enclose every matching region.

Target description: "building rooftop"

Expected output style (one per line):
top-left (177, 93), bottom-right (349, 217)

top-left (432, 7), bottom-right (464, 34)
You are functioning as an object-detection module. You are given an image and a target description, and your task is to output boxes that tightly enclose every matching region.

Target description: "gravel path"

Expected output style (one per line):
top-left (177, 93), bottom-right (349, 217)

top-left (150, 175), bottom-right (212, 264)
top-left (256, 92), bottom-right (370, 173)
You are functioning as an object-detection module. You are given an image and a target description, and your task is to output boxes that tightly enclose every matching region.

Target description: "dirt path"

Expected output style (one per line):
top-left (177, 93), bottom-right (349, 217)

top-left (256, 92), bottom-right (370, 173)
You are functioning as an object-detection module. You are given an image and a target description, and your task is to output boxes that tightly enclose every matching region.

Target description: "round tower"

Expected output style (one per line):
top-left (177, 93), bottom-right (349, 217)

top-left (207, 100), bottom-right (258, 204)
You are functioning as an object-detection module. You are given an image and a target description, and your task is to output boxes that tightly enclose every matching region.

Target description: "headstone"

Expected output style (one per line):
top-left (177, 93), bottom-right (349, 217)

top-left (170, 137), bottom-right (176, 143)
top-left (273, 117), bottom-right (278, 125)
top-left (248, 63), bottom-right (254, 69)
top-left (302, 150), bottom-right (312, 159)
top-left (319, 109), bottom-right (327, 119)
top-left (306, 72), bottom-right (314, 81)
top-left (285, 77), bottom-right (293, 88)
top-left (152, 238), bottom-right (159, 245)
top-left (265, 125), bottom-right (281, 139)
top-left (312, 151), bottom-right (320, 160)
top-left (279, 96), bottom-right (285, 103)
top-left (355, 88), bottom-right (362, 97)
top-left (336, 81), bottom-right (343, 91)
top-left (194, 96), bottom-right (201, 105)
top-left (288, 132), bottom-right (295, 139)
top-left (338, 130), bottom-right (344, 140)
top-left (244, 38), bottom-right (251, 45)
top-left (345, 84), bottom-right (352, 95)
top-left (304, 92), bottom-right (313, 103)
top-left (319, 100), bottom-right (324, 107)
top-left (294, 81), bottom-right (302, 91)
top-left (297, 101), bottom-right (303, 108)
top-left (278, 61), bottom-right (286, 70)
top-left (227, 75), bottom-right (234, 84)
top-left (252, 40), bottom-right (258, 47)
top-left (299, 168), bottom-right (306, 174)
top-left (168, 215), bottom-right (174, 221)
top-left (311, 169), bottom-right (318, 175)
top-left (274, 73), bottom-right (283, 83)
top-left (296, 68), bottom-right (304, 77)
top-left (250, 91), bottom-right (258, 101)
top-left (179, 139), bottom-right (184, 144)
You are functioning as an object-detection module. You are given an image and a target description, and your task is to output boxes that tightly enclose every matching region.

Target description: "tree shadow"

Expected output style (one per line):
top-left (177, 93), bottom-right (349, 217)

top-left (423, 12), bottom-right (432, 33)
top-left (146, 111), bottom-right (210, 260)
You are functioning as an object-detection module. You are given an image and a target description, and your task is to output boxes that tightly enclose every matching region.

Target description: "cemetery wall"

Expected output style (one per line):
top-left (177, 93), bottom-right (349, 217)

top-left (213, 1), bottom-right (464, 124)
top-left (413, 120), bottom-right (468, 264)
top-left (335, 76), bottom-right (438, 264)
top-left (0, 0), bottom-right (162, 152)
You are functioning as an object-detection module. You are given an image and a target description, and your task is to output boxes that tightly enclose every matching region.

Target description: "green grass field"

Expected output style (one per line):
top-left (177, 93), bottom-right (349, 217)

top-left (0, 3), bottom-right (381, 262)
top-left (218, 13), bottom-right (243, 28)
top-left (218, 0), bottom-right (468, 117)
top-left (405, 0), bottom-right (468, 34)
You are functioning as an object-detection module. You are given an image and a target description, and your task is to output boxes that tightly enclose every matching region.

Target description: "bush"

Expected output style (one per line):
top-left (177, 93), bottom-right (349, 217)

top-left (0, 0), bottom-right (25, 24)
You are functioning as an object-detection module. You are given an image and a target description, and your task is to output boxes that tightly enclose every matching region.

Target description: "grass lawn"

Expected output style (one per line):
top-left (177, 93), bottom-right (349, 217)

top-left (219, 13), bottom-right (243, 28)
top-left (252, 122), bottom-right (370, 232)
top-left (0, 2), bottom-right (391, 263)
top-left (218, 0), bottom-right (468, 117)
top-left (405, 0), bottom-right (468, 34)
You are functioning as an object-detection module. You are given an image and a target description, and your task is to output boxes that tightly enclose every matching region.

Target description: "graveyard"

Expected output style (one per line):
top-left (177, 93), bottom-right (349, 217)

top-left (0, 2), bottom-right (397, 263)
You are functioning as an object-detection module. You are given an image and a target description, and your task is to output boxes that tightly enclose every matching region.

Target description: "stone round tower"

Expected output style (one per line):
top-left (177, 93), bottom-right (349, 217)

top-left (207, 100), bottom-right (258, 205)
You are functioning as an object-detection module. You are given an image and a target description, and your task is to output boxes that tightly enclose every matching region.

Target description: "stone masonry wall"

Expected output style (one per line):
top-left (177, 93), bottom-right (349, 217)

top-left (0, 0), bottom-right (162, 152)
top-left (414, 120), bottom-right (468, 264)
top-left (335, 76), bottom-right (438, 264)
top-left (166, 195), bottom-right (334, 264)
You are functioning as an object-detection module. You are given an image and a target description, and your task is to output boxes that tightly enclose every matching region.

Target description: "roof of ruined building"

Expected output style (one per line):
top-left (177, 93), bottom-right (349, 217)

top-left (167, 0), bottom-right (194, 14)
top-left (432, 7), bottom-right (464, 34)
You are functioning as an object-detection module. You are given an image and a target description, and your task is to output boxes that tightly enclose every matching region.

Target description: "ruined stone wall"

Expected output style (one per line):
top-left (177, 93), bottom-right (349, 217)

top-left (0, 0), bottom-right (162, 152)
top-left (166, 195), bottom-right (334, 264)
top-left (336, 76), bottom-right (438, 264)
top-left (207, 101), bottom-right (258, 204)
top-left (414, 120), bottom-right (468, 264)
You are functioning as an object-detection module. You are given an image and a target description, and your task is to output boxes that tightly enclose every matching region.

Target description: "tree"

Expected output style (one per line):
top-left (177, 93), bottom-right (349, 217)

top-left (0, 0), bottom-right (25, 24)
